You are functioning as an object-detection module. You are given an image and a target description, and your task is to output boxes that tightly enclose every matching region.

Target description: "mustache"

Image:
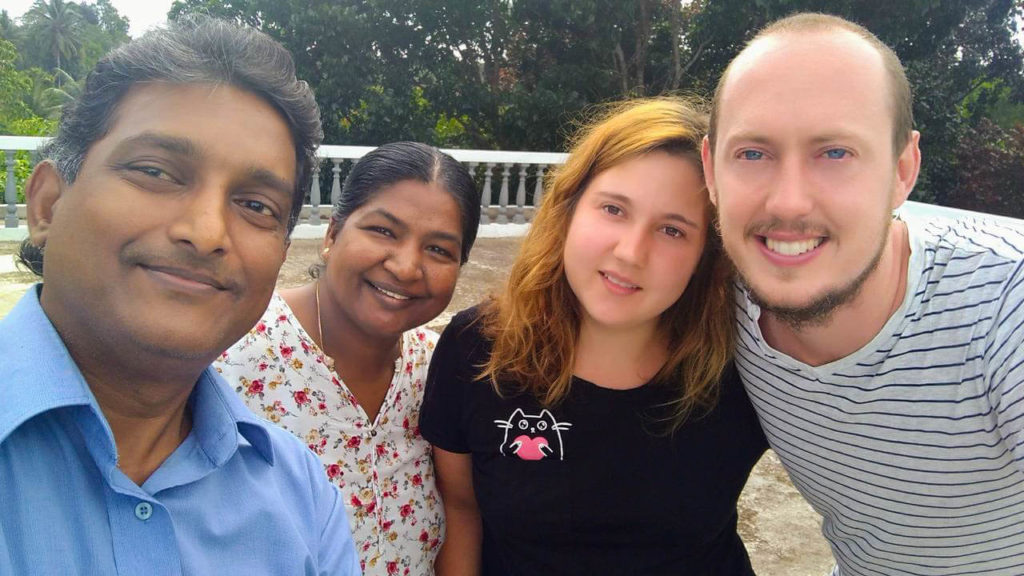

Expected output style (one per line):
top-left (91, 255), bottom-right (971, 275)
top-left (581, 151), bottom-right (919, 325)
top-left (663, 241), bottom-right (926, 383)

top-left (746, 217), bottom-right (829, 237)
top-left (121, 246), bottom-right (238, 291)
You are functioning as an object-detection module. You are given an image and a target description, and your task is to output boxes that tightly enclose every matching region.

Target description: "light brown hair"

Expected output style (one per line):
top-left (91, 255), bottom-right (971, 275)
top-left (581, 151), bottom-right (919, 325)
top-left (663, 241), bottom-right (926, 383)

top-left (708, 12), bottom-right (914, 157)
top-left (479, 97), bottom-right (735, 430)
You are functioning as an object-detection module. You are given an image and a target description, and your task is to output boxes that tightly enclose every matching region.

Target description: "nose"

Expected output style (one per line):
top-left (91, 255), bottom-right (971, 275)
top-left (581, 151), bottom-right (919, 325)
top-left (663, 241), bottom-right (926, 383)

top-left (764, 157), bottom-right (814, 220)
top-left (612, 224), bottom-right (649, 267)
top-left (383, 241), bottom-right (424, 283)
top-left (168, 184), bottom-right (230, 256)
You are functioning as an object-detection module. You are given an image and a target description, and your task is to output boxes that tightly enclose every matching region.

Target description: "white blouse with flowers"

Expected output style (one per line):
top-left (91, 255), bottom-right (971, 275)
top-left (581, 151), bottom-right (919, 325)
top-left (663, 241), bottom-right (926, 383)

top-left (214, 293), bottom-right (444, 576)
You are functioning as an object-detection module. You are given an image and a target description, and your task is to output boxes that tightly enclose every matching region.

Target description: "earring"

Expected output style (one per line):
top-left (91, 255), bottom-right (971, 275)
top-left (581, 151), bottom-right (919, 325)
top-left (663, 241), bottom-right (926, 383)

top-left (322, 247), bottom-right (330, 257)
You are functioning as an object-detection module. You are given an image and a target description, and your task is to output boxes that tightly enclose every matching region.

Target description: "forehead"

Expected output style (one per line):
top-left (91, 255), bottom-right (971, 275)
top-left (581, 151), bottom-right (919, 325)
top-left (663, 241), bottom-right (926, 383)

top-left (716, 31), bottom-right (892, 146)
top-left (587, 152), bottom-right (708, 220)
top-left (354, 179), bottom-right (464, 233)
top-left (91, 82), bottom-right (296, 178)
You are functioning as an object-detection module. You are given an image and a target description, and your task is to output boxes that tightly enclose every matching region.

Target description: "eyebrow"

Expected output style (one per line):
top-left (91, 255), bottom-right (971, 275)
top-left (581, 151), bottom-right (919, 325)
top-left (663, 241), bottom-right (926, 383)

top-left (111, 132), bottom-right (197, 158)
top-left (366, 207), bottom-right (463, 245)
top-left (246, 167), bottom-right (294, 199)
top-left (595, 191), bottom-right (700, 230)
top-left (111, 131), bottom-right (294, 197)
top-left (725, 130), bottom-right (868, 148)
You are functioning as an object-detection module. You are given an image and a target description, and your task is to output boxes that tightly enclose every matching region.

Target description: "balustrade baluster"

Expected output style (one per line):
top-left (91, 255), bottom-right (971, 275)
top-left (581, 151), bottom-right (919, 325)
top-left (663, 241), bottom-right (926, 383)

top-left (308, 162), bottom-right (322, 226)
top-left (4, 151), bottom-right (16, 228)
top-left (330, 159), bottom-right (343, 207)
top-left (514, 164), bottom-right (528, 224)
top-left (533, 165), bottom-right (547, 215)
top-left (481, 163), bottom-right (494, 225)
top-left (497, 163), bottom-right (512, 224)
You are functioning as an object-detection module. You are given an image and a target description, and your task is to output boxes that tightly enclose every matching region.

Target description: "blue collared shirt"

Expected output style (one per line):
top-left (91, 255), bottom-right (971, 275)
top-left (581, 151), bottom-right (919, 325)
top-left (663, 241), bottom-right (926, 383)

top-left (0, 286), bottom-right (361, 575)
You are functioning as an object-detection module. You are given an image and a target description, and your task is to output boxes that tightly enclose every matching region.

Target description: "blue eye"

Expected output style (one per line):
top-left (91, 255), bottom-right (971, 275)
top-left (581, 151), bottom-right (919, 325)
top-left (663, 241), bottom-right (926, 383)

top-left (824, 149), bottom-right (848, 160)
top-left (602, 204), bottom-right (623, 216)
top-left (740, 150), bottom-right (764, 161)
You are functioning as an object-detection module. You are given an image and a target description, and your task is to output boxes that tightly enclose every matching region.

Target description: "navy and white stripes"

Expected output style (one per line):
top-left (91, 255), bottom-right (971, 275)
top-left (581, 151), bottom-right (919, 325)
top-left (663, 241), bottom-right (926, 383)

top-left (736, 218), bottom-right (1024, 576)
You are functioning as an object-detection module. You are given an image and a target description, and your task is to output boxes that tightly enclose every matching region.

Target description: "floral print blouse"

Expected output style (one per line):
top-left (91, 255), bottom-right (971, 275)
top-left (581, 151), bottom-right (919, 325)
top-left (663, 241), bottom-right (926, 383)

top-left (215, 293), bottom-right (444, 576)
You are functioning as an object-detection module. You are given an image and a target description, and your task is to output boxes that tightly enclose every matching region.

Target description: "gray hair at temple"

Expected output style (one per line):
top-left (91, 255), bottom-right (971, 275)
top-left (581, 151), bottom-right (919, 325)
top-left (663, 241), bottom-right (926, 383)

top-left (18, 15), bottom-right (322, 275)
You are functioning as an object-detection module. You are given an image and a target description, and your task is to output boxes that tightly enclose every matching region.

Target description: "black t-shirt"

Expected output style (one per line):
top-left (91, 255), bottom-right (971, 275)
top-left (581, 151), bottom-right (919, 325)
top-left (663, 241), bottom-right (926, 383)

top-left (420, 308), bottom-right (768, 576)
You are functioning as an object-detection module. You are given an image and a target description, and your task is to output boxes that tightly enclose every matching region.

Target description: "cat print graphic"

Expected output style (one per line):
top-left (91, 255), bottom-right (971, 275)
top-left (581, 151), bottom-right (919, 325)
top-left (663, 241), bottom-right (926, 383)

top-left (495, 408), bottom-right (573, 461)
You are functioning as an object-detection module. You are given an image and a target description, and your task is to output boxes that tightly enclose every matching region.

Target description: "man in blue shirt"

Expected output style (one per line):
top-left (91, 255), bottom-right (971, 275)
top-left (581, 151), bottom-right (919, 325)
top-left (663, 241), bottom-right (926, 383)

top-left (0, 17), bottom-right (360, 575)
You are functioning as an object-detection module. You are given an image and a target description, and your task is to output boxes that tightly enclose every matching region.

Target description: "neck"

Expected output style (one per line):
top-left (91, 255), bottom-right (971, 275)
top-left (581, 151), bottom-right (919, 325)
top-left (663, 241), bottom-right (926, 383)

top-left (283, 282), bottom-right (401, 380)
top-left (573, 319), bottom-right (667, 390)
top-left (760, 220), bottom-right (911, 366)
top-left (69, 342), bottom-right (201, 486)
top-left (39, 295), bottom-right (207, 486)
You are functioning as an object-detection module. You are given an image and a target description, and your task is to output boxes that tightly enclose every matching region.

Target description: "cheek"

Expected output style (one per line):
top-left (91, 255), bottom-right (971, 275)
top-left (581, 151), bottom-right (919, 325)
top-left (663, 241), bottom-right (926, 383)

top-left (563, 215), bottom-right (603, 263)
top-left (427, 265), bottom-right (461, 301)
top-left (660, 245), bottom-right (704, 291)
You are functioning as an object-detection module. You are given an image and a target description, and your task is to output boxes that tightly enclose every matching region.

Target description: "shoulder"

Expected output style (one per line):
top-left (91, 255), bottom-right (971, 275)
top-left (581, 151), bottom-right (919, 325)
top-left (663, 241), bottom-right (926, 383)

top-left (913, 217), bottom-right (1024, 268)
top-left (439, 305), bottom-right (488, 344)
top-left (910, 218), bottom-right (1024, 304)
top-left (405, 325), bottom-right (441, 353)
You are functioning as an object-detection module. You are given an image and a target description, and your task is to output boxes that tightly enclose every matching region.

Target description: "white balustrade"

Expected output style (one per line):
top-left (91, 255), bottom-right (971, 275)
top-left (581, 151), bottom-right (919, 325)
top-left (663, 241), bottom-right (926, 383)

top-left (3, 135), bottom-right (1019, 233)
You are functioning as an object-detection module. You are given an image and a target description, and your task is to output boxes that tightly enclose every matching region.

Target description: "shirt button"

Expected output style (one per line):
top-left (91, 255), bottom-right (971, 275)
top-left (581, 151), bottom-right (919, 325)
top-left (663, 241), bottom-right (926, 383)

top-left (370, 430), bottom-right (377, 437)
top-left (134, 501), bottom-right (153, 521)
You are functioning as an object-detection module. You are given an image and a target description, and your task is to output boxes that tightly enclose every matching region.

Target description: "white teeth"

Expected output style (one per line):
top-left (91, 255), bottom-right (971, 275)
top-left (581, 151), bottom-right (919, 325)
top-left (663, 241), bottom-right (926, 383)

top-left (602, 273), bottom-right (638, 289)
top-left (373, 284), bottom-right (410, 300)
top-left (765, 238), bottom-right (823, 256)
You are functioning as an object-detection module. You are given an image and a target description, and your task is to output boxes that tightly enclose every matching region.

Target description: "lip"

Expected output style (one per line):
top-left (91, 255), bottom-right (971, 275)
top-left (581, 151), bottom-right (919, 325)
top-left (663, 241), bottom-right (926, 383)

top-left (141, 264), bottom-right (228, 292)
top-left (599, 270), bottom-right (641, 295)
top-left (366, 279), bottom-right (420, 302)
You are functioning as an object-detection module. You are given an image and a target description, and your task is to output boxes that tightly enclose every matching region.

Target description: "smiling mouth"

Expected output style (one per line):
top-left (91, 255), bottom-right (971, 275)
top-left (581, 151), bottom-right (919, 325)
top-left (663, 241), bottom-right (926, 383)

top-left (368, 281), bottom-right (412, 301)
top-left (600, 271), bottom-right (640, 290)
top-left (141, 264), bottom-right (228, 290)
top-left (763, 237), bottom-right (824, 257)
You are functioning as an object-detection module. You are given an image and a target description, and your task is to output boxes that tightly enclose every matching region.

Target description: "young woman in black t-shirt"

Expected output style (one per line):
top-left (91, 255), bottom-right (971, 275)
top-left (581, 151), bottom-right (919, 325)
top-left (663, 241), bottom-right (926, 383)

top-left (420, 98), bottom-right (768, 575)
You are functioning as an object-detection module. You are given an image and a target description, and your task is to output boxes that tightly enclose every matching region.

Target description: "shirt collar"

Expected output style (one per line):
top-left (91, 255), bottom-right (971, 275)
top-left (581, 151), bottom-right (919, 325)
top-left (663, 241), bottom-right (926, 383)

top-left (190, 368), bottom-right (275, 466)
top-left (0, 285), bottom-right (274, 466)
top-left (0, 285), bottom-right (98, 444)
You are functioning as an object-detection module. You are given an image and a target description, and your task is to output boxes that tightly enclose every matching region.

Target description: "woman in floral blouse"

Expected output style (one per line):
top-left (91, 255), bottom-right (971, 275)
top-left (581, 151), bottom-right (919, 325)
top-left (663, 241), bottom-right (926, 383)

top-left (216, 141), bottom-right (481, 576)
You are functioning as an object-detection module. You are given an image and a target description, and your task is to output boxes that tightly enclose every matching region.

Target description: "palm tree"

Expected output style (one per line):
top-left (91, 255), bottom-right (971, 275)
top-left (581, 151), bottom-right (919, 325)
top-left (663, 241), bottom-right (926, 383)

top-left (42, 67), bottom-right (84, 117)
top-left (23, 0), bottom-right (82, 80)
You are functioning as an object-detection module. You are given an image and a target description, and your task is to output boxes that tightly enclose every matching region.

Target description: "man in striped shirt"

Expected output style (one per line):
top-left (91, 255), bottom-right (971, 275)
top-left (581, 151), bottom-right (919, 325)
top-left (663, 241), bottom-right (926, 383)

top-left (701, 12), bottom-right (1024, 576)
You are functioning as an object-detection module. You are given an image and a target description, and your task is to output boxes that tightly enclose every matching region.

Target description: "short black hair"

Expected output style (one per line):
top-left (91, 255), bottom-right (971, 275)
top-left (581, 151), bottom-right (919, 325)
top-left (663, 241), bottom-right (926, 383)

top-left (19, 16), bottom-right (322, 275)
top-left (312, 141), bottom-right (481, 276)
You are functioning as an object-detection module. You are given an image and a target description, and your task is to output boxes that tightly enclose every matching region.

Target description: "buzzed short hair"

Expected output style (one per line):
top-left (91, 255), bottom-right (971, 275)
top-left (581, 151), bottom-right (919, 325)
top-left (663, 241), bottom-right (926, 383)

top-left (708, 12), bottom-right (913, 158)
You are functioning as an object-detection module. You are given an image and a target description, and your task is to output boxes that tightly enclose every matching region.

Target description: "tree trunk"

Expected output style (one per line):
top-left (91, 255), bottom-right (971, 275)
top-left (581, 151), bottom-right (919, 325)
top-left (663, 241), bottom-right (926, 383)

top-left (633, 0), bottom-right (651, 96)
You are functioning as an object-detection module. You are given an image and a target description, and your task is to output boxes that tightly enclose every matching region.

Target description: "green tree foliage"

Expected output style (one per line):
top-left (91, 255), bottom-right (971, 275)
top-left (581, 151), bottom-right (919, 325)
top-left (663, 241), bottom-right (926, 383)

top-left (22, 0), bottom-right (84, 76)
top-left (0, 38), bottom-right (55, 201)
top-left (947, 119), bottom-right (1024, 217)
top-left (0, 0), bottom-right (1019, 215)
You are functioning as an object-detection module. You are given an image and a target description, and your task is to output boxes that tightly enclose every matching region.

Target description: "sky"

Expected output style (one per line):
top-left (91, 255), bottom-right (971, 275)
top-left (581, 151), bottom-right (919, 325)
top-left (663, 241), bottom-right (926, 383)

top-left (5, 0), bottom-right (175, 38)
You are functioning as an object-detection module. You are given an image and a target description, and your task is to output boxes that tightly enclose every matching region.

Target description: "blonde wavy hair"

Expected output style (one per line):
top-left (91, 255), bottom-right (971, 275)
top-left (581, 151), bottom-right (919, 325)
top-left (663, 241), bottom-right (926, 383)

top-left (479, 97), bottom-right (735, 430)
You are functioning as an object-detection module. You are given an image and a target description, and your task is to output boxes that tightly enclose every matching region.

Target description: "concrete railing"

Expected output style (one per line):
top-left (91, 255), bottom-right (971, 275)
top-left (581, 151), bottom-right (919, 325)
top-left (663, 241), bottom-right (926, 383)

top-left (3, 135), bottom-right (1022, 232)
top-left (0, 136), bottom-right (567, 229)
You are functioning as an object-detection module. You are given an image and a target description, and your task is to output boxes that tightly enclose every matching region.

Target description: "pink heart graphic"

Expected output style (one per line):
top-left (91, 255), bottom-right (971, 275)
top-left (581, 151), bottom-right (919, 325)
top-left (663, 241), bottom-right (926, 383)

top-left (513, 435), bottom-right (550, 460)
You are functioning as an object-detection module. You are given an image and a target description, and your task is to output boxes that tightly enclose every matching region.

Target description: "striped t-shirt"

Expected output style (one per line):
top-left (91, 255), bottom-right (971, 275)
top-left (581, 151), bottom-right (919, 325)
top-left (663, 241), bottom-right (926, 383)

top-left (736, 217), bottom-right (1024, 576)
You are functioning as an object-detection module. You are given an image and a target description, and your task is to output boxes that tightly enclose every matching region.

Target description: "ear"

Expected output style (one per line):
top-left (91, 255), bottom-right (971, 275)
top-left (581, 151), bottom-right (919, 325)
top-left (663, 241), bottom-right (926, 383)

top-left (322, 219), bottom-right (340, 252)
top-left (891, 131), bottom-right (921, 211)
top-left (701, 136), bottom-right (718, 207)
top-left (25, 161), bottom-right (66, 250)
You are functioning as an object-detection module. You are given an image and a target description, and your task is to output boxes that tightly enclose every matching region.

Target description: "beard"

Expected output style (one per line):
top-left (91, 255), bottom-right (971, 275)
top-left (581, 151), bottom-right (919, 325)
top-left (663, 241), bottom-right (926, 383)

top-left (740, 217), bottom-right (892, 331)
